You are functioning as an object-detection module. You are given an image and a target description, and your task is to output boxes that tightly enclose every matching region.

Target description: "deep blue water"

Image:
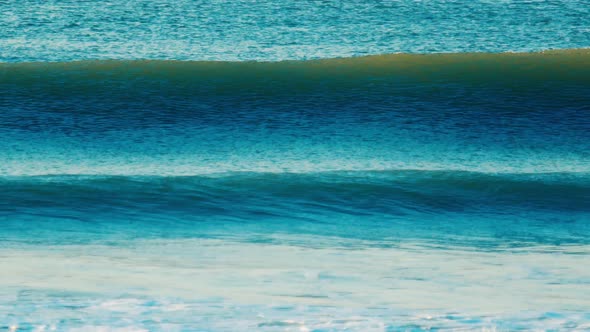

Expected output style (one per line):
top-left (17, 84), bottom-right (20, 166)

top-left (1, 1), bottom-right (590, 331)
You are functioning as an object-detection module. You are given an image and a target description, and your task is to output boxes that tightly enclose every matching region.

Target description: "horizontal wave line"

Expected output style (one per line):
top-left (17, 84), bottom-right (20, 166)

top-left (2, 48), bottom-right (589, 86)
top-left (1, 170), bottom-right (588, 215)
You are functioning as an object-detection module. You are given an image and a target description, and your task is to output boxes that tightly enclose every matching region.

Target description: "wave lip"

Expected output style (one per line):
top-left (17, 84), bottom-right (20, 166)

top-left (2, 49), bottom-right (590, 88)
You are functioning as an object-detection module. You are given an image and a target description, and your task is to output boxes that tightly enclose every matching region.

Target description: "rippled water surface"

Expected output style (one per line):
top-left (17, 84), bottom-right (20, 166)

top-left (1, 0), bottom-right (590, 61)
top-left (1, 1), bottom-right (590, 331)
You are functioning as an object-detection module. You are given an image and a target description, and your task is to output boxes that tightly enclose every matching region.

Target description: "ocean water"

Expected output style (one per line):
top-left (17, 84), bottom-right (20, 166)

top-left (1, 1), bottom-right (590, 331)
top-left (2, 0), bottom-right (590, 61)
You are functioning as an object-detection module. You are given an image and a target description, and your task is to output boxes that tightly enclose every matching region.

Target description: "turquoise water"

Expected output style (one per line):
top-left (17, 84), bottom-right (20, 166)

top-left (1, 0), bottom-right (590, 61)
top-left (2, 1), bottom-right (590, 331)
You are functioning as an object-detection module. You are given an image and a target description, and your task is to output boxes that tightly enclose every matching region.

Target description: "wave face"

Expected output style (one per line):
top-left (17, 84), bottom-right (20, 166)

top-left (2, 171), bottom-right (589, 247)
top-left (2, 51), bottom-right (590, 331)
top-left (1, 0), bottom-right (590, 61)
top-left (2, 51), bottom-right (590, 176)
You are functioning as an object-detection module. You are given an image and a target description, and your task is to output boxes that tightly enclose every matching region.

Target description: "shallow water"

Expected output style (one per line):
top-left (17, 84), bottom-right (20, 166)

top-left (2, 239), bottom-right (590, 331)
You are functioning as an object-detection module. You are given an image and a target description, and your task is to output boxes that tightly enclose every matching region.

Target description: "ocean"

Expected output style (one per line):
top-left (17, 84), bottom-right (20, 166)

top-left (1, 1), bottom-right (590, 331)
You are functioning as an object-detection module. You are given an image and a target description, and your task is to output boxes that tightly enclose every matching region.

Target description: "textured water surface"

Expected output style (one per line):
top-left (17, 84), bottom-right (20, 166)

top-left (2, 1), bottom-right (590, 331)
top-left (1, 0), bottom-right (590, 61)
top-left (2, 239), bottom-right (590, 331)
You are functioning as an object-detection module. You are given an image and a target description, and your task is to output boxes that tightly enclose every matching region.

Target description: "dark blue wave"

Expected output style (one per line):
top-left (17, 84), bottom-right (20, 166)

top-left (1, 52), bottom-right (589, 248)
top-left (1, 51), bottom-right (590, 176)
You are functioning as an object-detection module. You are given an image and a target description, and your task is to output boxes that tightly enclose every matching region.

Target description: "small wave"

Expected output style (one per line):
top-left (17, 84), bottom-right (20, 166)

top-left (2, 170), bottom-right (588, 215)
